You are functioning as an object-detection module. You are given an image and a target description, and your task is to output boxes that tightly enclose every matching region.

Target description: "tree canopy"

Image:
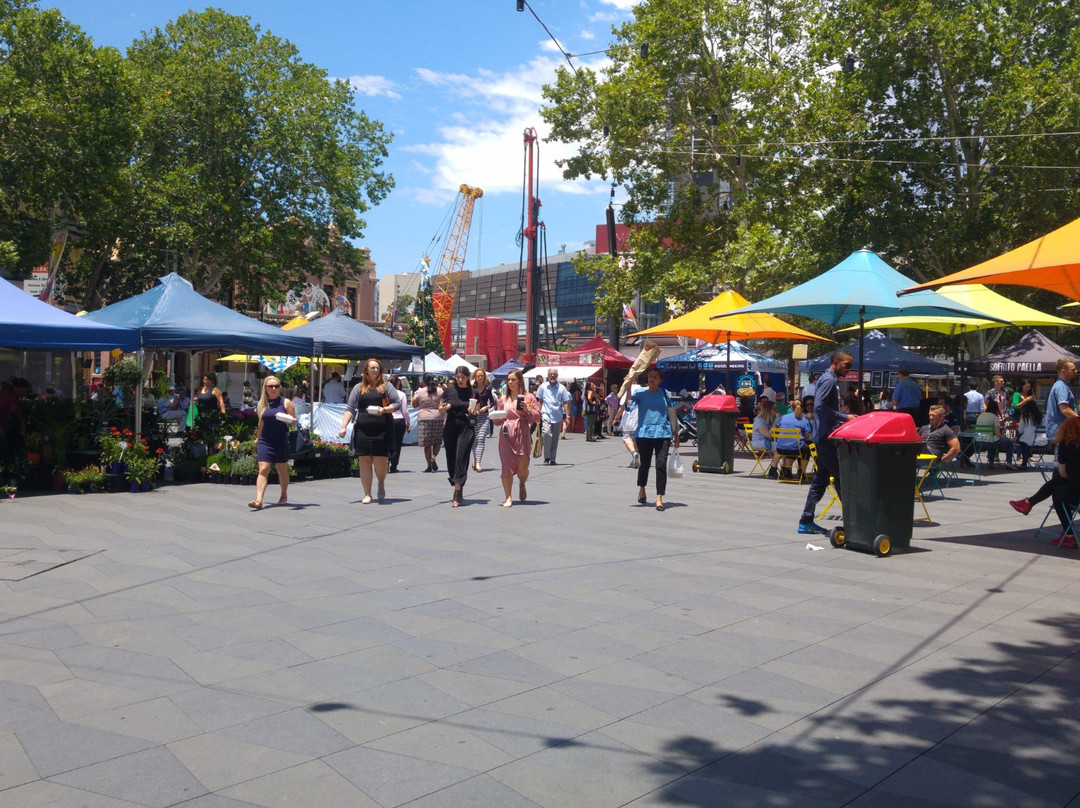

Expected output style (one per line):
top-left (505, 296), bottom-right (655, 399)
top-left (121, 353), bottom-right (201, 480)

top-left (541, 0), bottom-right (1080, 340)
top-left (0, 4), bottom-right (394, 308)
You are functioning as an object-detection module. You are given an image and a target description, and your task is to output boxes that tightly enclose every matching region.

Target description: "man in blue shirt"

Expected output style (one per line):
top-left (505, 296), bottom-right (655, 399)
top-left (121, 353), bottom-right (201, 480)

top-left (536, 369), bottom-right (571, 465)
top-left (890, 369), bottom-right (922, 420)
top-left (1010, 358), bottom-right (1078, 516)
top-left (798, 351), bottom-right (855, 535)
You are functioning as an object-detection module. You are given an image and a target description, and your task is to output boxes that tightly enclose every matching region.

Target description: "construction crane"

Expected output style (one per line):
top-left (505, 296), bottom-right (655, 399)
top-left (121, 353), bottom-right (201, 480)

top-left (428, 183), bottom-right (483, 356)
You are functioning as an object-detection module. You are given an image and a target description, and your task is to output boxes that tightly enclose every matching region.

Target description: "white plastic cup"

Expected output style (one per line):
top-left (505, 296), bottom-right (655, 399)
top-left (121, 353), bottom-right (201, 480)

top-left (468, 398), bottom-right (477, 412)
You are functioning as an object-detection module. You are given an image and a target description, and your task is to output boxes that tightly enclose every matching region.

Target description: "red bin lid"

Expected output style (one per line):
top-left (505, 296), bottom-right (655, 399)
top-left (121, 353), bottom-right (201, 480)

top-left (829, 410), bottom-right (921, 443)
top-left (694, 393), bottom-right (738, 412)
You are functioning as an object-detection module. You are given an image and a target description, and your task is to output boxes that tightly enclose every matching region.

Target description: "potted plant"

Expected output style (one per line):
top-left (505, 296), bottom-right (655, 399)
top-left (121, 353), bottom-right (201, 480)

top-left (80, 465), bottom-right (105, 493)
top-left (231, 453), bottom-right (258, 486)
top-left (124, 453), bottom-right (161, 493)
top-left (0, 484), bottom-right (15, 500)
top-left (62, 467), bottom-right (84, 494)
top-left (99, 427), bottom-right (134, 473)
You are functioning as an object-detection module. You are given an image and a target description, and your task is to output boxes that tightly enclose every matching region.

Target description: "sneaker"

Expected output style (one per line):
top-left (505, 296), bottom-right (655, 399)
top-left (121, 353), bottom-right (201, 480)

top-left (767, 467), bottom-right (779, 479)
top-left (626, 457), bottom-right (636, 468)
top-left (1009, 499), bottom-right (1032, 516)
top-left (1052, 533), bottom-right (1077, 549)
top-left (797, 522), bottom-right (829, 535)
top-left (632, 452), bottom-right (640, 469)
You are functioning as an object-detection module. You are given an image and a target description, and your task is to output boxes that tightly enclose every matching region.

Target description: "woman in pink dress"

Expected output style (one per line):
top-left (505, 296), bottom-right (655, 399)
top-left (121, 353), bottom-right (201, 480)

top-left (497, 368), bottom-right (541, 507)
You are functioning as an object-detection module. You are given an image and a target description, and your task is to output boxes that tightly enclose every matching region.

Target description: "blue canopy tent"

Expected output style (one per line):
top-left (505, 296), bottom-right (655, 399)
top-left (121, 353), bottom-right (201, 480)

top-left (1, 277), bottom-right (139, 351)
top-left (718, 250), bottom-right (1006, 385)
top-left (83, 273), bottom-right (316, 434)
top-left (296, 309), bottom-right (421, 360)
top-left (83, 274), bottom-right (315, 355)
top-left (799, 330), bottom-right (949, 376)
top-left (658, 341), bottom-right (787, 399)
top-left (490, 358), bottom-right (523, 380)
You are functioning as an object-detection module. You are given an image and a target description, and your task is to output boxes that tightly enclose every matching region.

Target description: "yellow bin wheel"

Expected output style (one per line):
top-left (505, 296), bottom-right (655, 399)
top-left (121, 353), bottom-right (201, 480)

top-left (693, 461), bottom-right (700, 473)
top-left (830, 527), bottom-right (846, 549)
top-left (873, 534), bottom-right (892, 557)
top-left (720, 462), bottom-right (730, 474)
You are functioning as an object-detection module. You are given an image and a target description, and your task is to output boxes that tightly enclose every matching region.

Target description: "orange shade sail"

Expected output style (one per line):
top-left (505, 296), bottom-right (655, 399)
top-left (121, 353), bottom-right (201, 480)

top-left (630, 290), bottom-right (829, 343)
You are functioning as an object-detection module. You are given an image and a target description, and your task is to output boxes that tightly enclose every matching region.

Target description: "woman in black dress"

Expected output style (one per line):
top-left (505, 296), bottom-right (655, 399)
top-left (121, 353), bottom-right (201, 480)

top-left (339, 358), bottom-right (401, 504)
top-left (194, 373), bottom-right (226, 422)
top-left (440, 365), bottom-right (477, 507)
top-left (251, 375), bottom-right (295, 510)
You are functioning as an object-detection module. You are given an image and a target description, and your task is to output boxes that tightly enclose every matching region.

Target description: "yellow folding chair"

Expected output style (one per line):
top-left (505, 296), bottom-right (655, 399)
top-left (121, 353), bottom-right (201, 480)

top-left (772, 427), bottom-right (808, 484)
top-left (743, 422), bottom-right (769, 477)
top-left (808, 442), bottom-right (841, 518)
top-left (914, 454), bottom-right (936, 524)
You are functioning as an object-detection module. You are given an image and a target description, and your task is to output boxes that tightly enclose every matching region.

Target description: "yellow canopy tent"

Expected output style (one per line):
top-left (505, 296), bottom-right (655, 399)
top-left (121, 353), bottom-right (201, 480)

top-left (901, 216), bottom-right (1080, 300)
top-left (631, 289), bottom-right (829, 396)
top-left (630, 290), bottom-right (829, 343)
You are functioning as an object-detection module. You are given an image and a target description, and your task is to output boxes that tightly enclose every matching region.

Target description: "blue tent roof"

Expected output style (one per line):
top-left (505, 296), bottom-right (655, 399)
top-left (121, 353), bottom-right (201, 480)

top-left (798, 330), bottom-right (949, 374)
top-left (0, 276), bottom-right (139, 351)
top-left (295, 309), bottom-right (420, 359)
top-left (490, 358), bottom-right (523, 379)
top-left (83, 274), bottom-right (314, 354)
top-left (658, 341), bottom-right (787, 374)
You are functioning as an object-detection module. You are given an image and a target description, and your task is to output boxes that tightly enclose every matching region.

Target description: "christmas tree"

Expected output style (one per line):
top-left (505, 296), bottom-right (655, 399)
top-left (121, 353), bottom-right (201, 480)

top-left (404, 278), bottom-right (443, 357)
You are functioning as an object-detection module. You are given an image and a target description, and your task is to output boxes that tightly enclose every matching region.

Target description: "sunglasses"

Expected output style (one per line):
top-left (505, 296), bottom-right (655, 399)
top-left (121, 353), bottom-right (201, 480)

top-left (265, 384), bottom-right (280, 389)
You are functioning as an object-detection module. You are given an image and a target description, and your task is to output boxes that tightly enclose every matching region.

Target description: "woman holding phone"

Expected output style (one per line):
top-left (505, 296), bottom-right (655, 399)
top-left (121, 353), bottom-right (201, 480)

top-left (496, 369), bottom-right (540, 507)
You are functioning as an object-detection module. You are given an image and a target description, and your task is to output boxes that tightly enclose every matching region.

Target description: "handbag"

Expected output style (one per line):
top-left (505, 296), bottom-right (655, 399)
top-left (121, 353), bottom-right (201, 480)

top-left (667, 447), bottom-right (684, 478)
top-left (287, 427), bottom-right (313, 457)
top-left (531, 426), bottom-right (543, 458)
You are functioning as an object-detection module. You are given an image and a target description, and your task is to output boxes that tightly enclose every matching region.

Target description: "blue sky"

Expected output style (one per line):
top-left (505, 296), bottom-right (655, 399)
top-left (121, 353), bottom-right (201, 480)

top-left (45, 0), bottom-right (635, 278)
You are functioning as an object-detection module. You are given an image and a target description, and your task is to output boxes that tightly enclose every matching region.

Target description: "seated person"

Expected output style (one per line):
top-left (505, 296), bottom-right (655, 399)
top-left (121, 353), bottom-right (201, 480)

top-left (752, 398), bottom-right (780, 478)
top-left (918, 404), bottom-right (961, 465)
top-left (775, 396), bottom-right (813, 479)
top-left (974, 399), bottom-right (1015, 469)
top-left (158, 386), bottom-right (190, 422)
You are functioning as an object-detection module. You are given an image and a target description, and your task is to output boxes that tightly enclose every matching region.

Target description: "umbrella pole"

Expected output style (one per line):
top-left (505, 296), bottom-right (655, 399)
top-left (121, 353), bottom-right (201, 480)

top-left (858, 309), bottom-right (865, 398)
top-left (726, 333), bottom-right (732, 394)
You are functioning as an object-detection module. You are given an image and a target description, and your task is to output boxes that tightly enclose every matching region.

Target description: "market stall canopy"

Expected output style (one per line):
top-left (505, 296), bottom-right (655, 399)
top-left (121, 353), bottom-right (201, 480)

top-left (967, 329), bottom-right (1080, 376)
top-left (0, 277), bottom-right (139, 351)
top-left (523, 365), bottom-right (602, 382)
top-left (536, 335), bottom-right (634, 368)
top-left (658, 341), bottom-right (787, 375)
top-left (799, 330), bottom-right (949, 375)
top-left (490, 358), bottom-right (524, 380)
top-left (900, 216), bottom-right (1080, 300)
top-left (82, 273), bottom-right (315, 354)
top-left (294, 309), bottom-right (420, 359)
top-left (632, 290), bottom-right (828, 343)
top-left (839, 284), bottom-right (1078, 335)
top-left (423, 352), bottom-right (477, 375)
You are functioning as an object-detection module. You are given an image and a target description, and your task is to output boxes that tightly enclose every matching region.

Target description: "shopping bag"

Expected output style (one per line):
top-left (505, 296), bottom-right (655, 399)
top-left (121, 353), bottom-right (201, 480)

top-left (668, 447), bottom-right (684, 478)
top-left (531, 426), bottom-right (543, 458)
top-left (185, 400), bottom-right (197, 429)
top-left (287, 427), bottom-right (313, 457)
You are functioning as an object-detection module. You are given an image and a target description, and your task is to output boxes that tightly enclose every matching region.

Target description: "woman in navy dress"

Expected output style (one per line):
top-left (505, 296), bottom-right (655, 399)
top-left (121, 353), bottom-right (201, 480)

top-left (251, 375), bottom-right (295, 510)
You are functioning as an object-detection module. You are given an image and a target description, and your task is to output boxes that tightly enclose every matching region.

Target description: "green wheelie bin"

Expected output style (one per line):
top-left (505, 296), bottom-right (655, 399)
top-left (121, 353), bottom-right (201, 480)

top-left (692, 393), bottom-right (739, 474)
top-left (827, 411), bottom-right (922, 557)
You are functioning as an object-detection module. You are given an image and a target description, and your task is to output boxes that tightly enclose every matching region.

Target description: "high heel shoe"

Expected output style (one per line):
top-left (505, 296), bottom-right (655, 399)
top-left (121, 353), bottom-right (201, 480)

top-left (450, 485), bottom-right (463, 507)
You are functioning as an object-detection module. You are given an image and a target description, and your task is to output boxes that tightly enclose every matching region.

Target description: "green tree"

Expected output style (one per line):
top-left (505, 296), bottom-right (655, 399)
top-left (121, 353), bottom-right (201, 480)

top-left (404, 281), bottom-right (443, 357)
top-left (0, 2), bottom-right (136, 280)
top-left (542, 0), bottom-right (823, 314)
top-left (83, 8), bottom-right (394, 304)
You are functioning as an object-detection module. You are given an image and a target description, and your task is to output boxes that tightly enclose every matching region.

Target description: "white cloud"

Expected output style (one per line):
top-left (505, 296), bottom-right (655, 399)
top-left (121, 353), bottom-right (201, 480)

top-left (343, 74), bottom-right (402, 100)
top-left (407, 58), bottom-right (610, 204)
top-left (598, 0), bottom-right (639, 9)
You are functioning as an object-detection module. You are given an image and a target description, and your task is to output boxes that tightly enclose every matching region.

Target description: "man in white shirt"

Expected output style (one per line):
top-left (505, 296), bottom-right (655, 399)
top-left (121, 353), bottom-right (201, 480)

top-left (963, 382), bottom-right (985, 428)
top-left (536, 370), bottom-right (571, 465)
top-left (321, 372), bottom-right (346, 404)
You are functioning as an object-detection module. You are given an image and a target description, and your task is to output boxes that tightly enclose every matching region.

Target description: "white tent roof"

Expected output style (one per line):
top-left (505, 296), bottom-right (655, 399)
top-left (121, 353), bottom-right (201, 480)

top-left (421, 352), bottom-right (478, 375)
top-left (524, 365), bottom-right (602, 383)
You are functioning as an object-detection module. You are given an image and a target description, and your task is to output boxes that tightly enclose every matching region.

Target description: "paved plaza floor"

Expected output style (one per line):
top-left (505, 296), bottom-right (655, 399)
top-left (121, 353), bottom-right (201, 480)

top-left (2, 436), bottom-right (1079, 807)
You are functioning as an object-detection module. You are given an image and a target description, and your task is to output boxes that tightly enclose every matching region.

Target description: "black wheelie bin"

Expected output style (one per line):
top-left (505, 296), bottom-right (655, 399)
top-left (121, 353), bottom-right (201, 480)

top-left (692, 393), bottom-right (739, 474)
top-left (827, 411), bottom-right (922, 557)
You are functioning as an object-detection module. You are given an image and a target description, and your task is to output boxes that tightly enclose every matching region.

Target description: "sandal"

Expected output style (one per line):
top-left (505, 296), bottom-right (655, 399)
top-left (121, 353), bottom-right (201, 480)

top-left (248, 500), bottom-right (263, 510)
top-left (276, 497), bottom-right (287, 506)
top-left (519, 481), bottom-right (527, 502)
top-left (451, 485), bottom-right (463, 507)
top-left (502, 497), bottom-right (513, 508)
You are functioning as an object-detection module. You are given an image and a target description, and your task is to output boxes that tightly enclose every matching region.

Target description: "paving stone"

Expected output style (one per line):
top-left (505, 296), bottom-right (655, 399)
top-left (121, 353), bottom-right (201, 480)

top-left (167, 733), bottom-right (311, 792)
top-left (15, 720), bottom-right (154, 778)
top-left (0, 733), bottom-right (39, 792)
top-left (50, 745), bottom-right (206, 806)
top-left (218, 760), bottom-right (378, 807)
top-left (69, 695), bottom-right (204, 745)
top-left (324, 746), bottom-right (477, 806)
